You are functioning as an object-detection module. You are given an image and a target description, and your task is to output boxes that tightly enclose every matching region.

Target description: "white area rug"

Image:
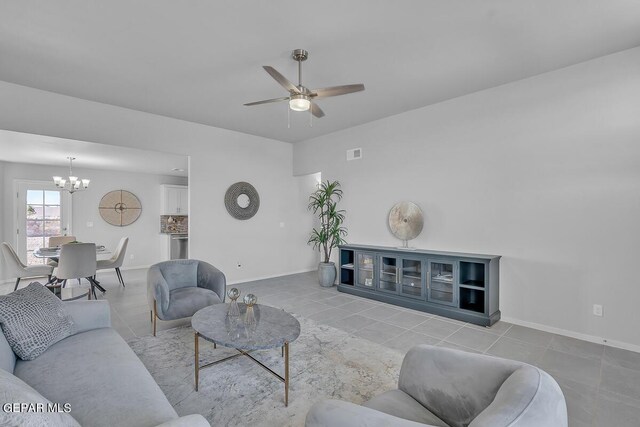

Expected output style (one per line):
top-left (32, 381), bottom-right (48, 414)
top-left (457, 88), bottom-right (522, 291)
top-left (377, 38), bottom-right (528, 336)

top-left (127, 315), bottom-right (404, 427)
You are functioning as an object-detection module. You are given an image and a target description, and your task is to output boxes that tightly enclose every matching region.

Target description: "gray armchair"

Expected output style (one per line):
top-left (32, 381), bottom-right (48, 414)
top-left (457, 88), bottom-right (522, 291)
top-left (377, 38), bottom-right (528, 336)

top-left (306, 344), bottom-right (567, 427)
top-left (147, 260), bottom-right (226, 336)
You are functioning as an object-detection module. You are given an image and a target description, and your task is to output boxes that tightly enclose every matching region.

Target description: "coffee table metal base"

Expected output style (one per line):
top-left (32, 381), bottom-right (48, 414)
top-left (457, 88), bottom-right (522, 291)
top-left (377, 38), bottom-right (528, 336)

top-left (194, 332), bottom-right (291, 406)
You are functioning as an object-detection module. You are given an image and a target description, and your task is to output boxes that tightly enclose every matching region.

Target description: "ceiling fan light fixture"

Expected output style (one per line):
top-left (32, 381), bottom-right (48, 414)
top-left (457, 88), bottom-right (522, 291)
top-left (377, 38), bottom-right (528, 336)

top-left (245, 49), bottom-right (364, 120)
top-left (289, 94), bottom-right (310, 112)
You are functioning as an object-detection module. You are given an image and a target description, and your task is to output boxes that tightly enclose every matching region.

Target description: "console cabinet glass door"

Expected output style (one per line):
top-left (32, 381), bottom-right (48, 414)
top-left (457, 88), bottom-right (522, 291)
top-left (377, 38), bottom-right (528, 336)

top-left (356, 253), bottom-right (375, 288)
top-left (378, 256), bottom-right (398, 293)
top-left (428, 260), bottom-right (456, 306)
top-left (400, 258), bottom-right (424, 299)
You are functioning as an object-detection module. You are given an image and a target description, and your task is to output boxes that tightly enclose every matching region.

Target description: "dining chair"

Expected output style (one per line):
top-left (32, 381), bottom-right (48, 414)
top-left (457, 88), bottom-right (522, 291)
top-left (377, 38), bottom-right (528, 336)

top-left (56, 243), bottom-right (100, 299)
top-left (96, 237), bottom-right (128, 287)
top-left (48, 235), bottom-right (77, 247)
top-left (1, 242), bottom-right (54, 291)
top-left (46, 235), bottom-right (77, 268)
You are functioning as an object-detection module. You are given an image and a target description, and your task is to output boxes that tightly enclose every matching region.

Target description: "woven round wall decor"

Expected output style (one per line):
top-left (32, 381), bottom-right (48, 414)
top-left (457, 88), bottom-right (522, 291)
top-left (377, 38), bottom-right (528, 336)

top-left (224, 182), bottom-right (260, 220)
top-left (99, 190), bottom-right (142, 227)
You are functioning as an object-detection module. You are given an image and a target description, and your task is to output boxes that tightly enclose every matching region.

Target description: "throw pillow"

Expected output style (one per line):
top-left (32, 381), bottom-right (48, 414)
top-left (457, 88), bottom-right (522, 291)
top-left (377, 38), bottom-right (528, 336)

top-left (0, 368), bottom-right (80, 427)
top-left (0, 283), bottom-right (75, 360)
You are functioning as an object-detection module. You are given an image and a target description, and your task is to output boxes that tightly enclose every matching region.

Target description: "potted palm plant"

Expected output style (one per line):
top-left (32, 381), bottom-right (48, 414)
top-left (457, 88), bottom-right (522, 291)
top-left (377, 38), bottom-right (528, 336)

top-left (308, 180), bottom-right (348, 287)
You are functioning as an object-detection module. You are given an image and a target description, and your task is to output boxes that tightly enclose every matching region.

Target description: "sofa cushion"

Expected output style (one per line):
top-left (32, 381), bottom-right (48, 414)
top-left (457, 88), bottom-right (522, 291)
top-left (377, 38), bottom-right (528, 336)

top-left (0, 329), bottom-right (16, 373)
top-left (164, 287), bottom-right (222, 319)
top-left (0, 367), bottom-right (80, 427)
top-left (364, 389), bottom-right (450, 427)
top-left (14, 328), bottom-right (178, 427)
top-left (0, 283), bottom-right (75, 360)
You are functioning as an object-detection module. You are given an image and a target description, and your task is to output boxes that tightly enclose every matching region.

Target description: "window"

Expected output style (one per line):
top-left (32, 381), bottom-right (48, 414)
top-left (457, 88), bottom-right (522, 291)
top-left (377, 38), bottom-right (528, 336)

top-left (25, 190), bottom-right (63, 265)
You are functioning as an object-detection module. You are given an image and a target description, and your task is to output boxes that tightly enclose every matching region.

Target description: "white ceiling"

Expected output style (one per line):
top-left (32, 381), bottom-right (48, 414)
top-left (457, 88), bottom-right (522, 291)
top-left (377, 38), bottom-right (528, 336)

top-left (1, 1), bottom-right (639, 143)
top-left (0, 130), bottom-right (188, 177)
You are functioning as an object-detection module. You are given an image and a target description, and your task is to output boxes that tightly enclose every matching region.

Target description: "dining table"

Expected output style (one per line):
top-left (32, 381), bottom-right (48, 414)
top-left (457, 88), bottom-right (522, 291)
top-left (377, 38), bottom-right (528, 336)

top-left (34, 245), bottom-right (111, 260)
top-left (34, 245), bottom-right (111, 297)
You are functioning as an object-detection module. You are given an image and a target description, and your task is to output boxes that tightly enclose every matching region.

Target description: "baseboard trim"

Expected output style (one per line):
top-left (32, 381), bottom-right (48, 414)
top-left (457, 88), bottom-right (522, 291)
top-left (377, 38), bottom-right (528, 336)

top-left (99, 266), bottom-right (316, 284)
top-left (0, 275), bottom-right (58, 285)
top-left (1, 265), bottom-right (152, 284)
top-left (501, 316), bottom-right (640, 354)
top-left (227, 268), bottom-right (316, 285)
top-left (95, 264), bottom-right (151, 277)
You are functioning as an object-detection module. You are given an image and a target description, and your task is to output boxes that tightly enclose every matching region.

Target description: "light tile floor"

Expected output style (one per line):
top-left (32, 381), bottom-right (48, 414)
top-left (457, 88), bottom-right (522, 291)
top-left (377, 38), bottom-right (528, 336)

top-left (5, 269), bottom-right (640, 426)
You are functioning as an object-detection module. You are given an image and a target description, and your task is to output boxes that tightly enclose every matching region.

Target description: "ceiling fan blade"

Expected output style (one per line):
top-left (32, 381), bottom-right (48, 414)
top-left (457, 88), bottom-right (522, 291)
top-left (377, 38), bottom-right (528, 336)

top-left (311, 84), bottom-right (365, 99)
top-left (310, 102), bottom-right (325, 118)
top-left (244, 97), bottom-right (289, 106)
top-left (263, 66), bottom-right (300, 94)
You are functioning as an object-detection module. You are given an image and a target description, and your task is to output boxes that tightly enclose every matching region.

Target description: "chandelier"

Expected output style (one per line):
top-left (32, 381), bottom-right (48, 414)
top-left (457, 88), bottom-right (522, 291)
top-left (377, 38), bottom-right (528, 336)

top-left (53, 157), bottom-right (90, 194)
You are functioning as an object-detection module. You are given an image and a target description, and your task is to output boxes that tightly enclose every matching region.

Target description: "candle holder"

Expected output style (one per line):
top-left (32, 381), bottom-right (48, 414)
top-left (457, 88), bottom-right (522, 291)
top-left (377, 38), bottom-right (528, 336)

top-left (244, 293), bottom-right (258, 326)
top-left (227, 288), bottom-right (240, 317)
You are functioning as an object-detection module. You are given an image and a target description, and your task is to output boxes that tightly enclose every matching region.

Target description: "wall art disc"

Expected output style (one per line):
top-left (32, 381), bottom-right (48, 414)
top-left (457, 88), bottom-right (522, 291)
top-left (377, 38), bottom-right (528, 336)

top-left (99, 190), bottom-right (142, 227)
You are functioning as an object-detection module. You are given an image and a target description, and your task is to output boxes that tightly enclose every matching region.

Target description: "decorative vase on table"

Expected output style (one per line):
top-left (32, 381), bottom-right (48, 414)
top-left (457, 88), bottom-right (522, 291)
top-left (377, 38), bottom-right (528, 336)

top-left (307, 180), bottom-right (348, 287)
top-left (243, 294), bottom-right (258, 326)
top-left (318, 262), bottom-right (337, 287)
top-left (227, 288), bottom-right (240, 317)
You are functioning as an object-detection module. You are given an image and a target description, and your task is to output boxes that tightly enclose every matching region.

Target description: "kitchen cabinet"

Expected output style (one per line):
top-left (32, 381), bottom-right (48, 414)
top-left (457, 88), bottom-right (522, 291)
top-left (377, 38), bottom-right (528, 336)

top-left (161, 185), bottom-right (188, 215)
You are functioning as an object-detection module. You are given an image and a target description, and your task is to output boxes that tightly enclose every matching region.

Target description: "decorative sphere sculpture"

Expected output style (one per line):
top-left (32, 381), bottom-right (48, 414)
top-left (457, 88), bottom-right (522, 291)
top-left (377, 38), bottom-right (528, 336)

top-left (227, 288), bottom-right (241, 317)
top-left (388, 201), bottom-right (424, 249)
top-left (227, 288), bottom-right (240, 301)
top-left (243, 294), bottom-right (258, 307)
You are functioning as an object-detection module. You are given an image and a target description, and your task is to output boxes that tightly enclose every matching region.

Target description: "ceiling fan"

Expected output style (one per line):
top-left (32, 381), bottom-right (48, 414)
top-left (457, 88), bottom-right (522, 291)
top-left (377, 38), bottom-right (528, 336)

top-left (244, 49), bottom-right (365, 118)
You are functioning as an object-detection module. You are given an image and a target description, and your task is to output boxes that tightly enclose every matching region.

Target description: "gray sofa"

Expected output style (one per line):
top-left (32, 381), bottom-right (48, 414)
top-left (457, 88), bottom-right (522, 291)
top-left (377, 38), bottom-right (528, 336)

top-left (0, 300), bottom-right (209, 427)
top-left (306, 344), bottom-right (567, 427)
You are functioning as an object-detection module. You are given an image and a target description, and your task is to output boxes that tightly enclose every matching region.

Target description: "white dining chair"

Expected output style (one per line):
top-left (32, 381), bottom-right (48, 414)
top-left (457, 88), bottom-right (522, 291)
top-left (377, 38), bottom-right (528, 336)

top-left (48, 235), bottom-right (77, 247)
top-left (1, 242), bottom-right (54, 291)
top-left (46, 235), bottom-right (77, 268)
top-left (56, 243), bottom-right (100, 299)
top-left (96, 237), bottom-right (128, 287)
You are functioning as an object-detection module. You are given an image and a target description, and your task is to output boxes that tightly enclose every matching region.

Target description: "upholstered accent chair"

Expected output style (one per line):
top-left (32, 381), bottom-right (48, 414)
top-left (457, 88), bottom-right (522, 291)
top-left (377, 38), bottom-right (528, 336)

top-left (46, 235), bottom-right (76, 268)
top-left (147, 260), bottom-right (226, 336)
top-left (1, 242), bottom-right (54, 291)
top-left (306, 344), bottom-right (568, 427)
top-left (57, 243), bottom-right (101, 299)
top-left (96, 237), bottom-right (128, 287)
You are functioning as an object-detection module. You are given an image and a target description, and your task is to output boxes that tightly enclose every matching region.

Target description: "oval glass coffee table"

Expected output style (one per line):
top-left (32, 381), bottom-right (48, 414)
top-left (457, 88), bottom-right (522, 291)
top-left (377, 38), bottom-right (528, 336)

top-left (191, 303), bottom-right (300, 406)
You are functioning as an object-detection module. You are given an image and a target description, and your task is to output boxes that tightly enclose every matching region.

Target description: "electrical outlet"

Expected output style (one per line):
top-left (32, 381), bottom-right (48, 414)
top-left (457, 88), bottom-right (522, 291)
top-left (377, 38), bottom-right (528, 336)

top-left (236, 261), bottom-right (242, 269)
top-left (593, 304), bottom-right (603, 317)
top-left (86, 221), bottom-right (93, 228)
top-left (130, 254), bottom-right (135, 260)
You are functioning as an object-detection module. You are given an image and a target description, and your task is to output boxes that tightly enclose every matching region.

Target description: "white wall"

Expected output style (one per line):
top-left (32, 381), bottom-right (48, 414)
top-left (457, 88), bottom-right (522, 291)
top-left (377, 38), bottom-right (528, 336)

top-left (0, 162), bottom-right (186, 279)
top-left (0, 81), bottom-right (318, 283)
top-left (187, 144), bottom-right (318, 284)
top-left (294, 47), bottom-right (640, 348)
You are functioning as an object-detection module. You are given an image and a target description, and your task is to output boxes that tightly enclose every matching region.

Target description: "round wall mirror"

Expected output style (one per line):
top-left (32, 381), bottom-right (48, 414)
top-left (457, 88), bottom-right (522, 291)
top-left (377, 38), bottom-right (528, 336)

top-left (225, 182), bottom-right (260, 220)
top-left (236, 194), bottom-right (250, 209)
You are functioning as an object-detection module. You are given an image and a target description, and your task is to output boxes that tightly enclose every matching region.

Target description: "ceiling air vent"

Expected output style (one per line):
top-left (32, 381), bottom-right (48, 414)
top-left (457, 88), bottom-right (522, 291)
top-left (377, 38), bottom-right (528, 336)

top-left (346, 148), bottom-right (362, 161)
